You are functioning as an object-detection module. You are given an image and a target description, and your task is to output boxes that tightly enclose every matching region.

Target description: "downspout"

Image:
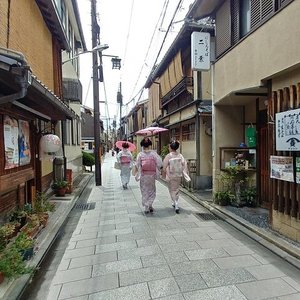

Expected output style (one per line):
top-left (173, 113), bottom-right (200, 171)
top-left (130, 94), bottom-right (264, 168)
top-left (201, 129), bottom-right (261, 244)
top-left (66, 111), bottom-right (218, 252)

top-left (0, 66), bottom-right (31, 104)
top-left (196, 71), bottom-right (202, 177)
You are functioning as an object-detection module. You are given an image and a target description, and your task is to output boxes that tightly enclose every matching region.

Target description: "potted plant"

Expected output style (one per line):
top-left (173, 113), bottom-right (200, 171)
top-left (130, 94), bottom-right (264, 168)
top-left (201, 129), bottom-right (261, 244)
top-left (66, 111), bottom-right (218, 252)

top-left (0, 247), bottom-right (33, 280)
top-left (0, 223), bottom-right (17, 241)
top-left (13, 232), bottom-right (35, 260)
top-left (51, 180), bottom-right (68, 196)
top-left (214, 190), bottom-right (235, 206)
top-left (9, 209), bottom-right (28, 228)
top-left (20, 214), bottom-right (40, 238)
top-left (241, 186), bottom-right (257, 207)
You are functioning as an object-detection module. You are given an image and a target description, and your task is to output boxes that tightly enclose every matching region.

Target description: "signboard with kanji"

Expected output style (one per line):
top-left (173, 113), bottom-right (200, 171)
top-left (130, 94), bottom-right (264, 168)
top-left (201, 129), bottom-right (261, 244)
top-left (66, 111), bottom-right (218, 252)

top-left (275, 108), bottom-right (300, 151)
top-left (191, 32), bottom-right (210, 71)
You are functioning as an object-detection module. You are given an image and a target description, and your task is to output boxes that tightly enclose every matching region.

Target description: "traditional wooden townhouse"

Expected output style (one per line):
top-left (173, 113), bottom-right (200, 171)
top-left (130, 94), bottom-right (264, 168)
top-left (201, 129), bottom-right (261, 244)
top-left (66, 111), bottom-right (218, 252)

top-left (145, 22), bottom-right (214, 190)
top-left (189, 0), bottom-right (300, 241)
top-left (0, 0), bottom-right (83, 215)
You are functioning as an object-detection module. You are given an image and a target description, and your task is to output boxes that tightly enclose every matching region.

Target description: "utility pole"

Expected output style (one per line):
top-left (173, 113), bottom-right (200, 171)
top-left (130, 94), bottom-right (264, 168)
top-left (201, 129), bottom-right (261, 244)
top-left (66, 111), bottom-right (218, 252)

top-left (91, 0), bottom-right (101, 185)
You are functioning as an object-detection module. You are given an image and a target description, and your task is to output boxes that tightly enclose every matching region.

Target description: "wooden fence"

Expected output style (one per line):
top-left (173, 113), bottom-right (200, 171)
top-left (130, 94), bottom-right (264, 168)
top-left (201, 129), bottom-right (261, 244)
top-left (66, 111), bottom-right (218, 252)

top-left (269, 83), bottom-right (300, 219)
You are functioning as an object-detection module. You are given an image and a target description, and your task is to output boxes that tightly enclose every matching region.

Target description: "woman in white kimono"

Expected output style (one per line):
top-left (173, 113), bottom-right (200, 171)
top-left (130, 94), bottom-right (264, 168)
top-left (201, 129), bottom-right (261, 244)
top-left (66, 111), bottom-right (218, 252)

top-left (135, 137), bottom-right (162, 213)
top-left (162, 140), bottom-right (188, 213)
top-left (117, 142), bottom-right (133, 189)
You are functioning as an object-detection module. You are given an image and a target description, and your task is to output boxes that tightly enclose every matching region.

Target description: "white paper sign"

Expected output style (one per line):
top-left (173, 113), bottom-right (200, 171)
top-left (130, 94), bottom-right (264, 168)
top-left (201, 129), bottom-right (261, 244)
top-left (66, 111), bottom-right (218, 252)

top-left (275, 108), bottom-right (300, 151)
top-left (191, 32), bottom-right (210, 71)
top-left (270, 156), bottom-right (294, 182)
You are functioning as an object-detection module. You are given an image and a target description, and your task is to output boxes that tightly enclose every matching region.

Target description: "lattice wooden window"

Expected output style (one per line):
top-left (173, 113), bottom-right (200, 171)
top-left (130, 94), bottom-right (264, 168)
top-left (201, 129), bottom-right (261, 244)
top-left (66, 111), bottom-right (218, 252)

top-left (216, 0), bottom-right (231, 57)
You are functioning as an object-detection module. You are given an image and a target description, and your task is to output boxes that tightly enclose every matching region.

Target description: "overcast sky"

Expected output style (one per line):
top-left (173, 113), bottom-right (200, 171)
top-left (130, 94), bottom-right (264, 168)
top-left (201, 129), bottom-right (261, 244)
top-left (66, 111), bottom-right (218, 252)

top-left (77, 0), bottom-right (194, 127)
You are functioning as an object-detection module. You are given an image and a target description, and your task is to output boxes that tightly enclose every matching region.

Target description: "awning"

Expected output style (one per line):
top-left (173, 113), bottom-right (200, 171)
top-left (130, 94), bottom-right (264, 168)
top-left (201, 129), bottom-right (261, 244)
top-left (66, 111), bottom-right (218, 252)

top-left (0, 49), bottom-right (76, 120)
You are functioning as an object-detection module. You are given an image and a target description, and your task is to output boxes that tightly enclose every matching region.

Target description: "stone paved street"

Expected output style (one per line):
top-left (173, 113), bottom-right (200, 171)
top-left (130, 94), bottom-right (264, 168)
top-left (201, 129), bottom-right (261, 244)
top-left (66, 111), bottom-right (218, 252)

top-left (46, 155), bottom-right (300, 300)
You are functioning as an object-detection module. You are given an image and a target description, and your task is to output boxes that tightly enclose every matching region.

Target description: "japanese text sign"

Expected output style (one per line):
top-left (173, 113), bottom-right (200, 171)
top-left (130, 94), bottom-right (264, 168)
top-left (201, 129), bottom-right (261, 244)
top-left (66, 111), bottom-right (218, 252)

top-left (191, 31), bottom-right (210, 71)
top-left (275, 108), bottom-right (300, 151)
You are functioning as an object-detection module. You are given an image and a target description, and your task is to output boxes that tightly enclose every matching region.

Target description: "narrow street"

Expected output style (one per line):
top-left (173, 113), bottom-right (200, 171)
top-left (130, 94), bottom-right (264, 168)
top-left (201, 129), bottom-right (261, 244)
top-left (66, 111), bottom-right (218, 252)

top-left (20, 154), bottom-right (300, 299)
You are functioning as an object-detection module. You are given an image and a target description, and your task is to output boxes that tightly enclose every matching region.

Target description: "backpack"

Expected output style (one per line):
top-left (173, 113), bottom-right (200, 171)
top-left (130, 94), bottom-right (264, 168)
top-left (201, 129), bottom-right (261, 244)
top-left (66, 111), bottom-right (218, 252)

top-left (140, 155), bottom-right (156, 175)
top-left (169, 155), bottom-right (183, 177)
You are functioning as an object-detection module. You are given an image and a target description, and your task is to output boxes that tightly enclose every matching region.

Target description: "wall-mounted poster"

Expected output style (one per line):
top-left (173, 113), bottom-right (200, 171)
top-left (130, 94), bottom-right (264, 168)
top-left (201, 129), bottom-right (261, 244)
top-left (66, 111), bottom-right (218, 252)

top-left (270, 156), bottom-right (294, 182)
top-left (296, 157), bottom-right (300, 184)
top-left (276, 108), bottom-right (300, 151)
top-left (18, 120), bottom-right (31, 166)
top-left (4, 115), bottom-right (19, 169)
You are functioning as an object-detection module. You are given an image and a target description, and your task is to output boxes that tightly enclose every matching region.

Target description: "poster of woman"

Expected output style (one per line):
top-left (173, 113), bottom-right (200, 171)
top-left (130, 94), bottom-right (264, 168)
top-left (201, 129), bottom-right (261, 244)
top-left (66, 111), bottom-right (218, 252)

top-left (18, 120), bottom-right (31, 165)
top-left (4, 115), bottom-right (19, 169)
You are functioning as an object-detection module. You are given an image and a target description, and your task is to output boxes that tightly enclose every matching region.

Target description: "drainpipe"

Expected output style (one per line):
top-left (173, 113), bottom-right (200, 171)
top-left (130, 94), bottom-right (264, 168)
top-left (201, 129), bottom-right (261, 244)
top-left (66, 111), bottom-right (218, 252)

top-left (0, 66), bottom-right (31, 104)
top-left (196, 71), bottom-right (202, 178)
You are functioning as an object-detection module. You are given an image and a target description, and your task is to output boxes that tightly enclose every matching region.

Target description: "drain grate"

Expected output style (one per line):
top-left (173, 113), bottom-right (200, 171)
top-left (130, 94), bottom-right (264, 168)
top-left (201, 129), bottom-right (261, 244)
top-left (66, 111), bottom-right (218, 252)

top-left (74, 202), bottom-right (96, 210)
top-left (196, 212), bottom-right (220, 221)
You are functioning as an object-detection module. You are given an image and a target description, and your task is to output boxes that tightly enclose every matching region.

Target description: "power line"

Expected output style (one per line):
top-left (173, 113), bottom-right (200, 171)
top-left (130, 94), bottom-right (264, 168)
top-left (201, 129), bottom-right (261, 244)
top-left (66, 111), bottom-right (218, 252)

top-left (128, 0), bottom-right (169, 102)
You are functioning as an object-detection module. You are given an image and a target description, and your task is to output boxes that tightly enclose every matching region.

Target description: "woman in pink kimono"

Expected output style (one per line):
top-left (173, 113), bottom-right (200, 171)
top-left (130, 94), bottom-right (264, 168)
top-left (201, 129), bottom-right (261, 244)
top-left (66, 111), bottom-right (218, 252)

top-left (163, 140), bottom-right (188, 213)
top-left (135, 137), bottom-right (162, 214)
top-left (117, 142), bottom-right (133, 189)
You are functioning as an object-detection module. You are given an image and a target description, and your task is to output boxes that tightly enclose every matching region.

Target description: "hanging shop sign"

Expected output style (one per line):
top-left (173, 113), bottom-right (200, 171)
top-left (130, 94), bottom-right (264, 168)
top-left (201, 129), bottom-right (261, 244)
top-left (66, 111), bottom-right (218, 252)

top-left (275, 108), bottom-right (300, 151)
top-left (191, 31), bottom-right (210, 71)
top-left (270, 156), bottom-right (294, 182)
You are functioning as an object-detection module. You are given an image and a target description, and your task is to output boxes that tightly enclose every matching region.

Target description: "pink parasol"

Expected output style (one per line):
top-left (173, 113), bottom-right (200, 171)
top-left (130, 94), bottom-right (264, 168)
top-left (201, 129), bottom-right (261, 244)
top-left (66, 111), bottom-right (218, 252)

top-left (135, 126), bottom-right (168, 136)
top-left (115, 140), bottom-right (136, 152)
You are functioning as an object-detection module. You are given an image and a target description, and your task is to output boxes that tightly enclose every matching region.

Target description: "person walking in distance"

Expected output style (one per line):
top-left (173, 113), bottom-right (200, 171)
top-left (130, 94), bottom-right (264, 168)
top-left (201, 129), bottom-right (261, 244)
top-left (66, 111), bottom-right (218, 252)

top-left (117, 142), bottom-right (133, 189)
top-left (162, 140), bottom-right (189, 213)
top-left (135, 137), bottom-right (162, 214)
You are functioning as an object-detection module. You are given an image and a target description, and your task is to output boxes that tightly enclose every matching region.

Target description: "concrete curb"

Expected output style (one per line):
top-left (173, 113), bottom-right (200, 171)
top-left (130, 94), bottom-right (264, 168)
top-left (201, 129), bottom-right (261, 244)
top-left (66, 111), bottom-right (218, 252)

top-left (1, 173), bottom-right (93, 300)
top-left (180, 187), bottom-right (300, 270)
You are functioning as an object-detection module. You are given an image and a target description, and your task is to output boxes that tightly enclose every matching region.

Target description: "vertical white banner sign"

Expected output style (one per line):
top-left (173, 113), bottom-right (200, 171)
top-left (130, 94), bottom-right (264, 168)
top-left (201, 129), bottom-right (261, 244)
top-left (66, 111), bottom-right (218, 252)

top-left (191, 31), bottom-right (210, 71)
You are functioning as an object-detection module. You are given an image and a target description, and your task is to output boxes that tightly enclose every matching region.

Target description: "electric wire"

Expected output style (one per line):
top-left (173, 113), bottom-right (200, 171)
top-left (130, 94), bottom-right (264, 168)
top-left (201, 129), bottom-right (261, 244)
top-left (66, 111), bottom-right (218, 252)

top-left (128, 0), bottom-right (169, 103)
top-left (125, 0), bottom-right (184, 108)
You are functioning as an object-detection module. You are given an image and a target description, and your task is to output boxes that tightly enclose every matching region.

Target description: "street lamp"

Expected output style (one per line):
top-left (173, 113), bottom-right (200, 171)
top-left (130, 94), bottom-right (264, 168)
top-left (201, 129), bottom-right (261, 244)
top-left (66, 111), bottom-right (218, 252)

top-left (62, 44), bottom-right (109, 65)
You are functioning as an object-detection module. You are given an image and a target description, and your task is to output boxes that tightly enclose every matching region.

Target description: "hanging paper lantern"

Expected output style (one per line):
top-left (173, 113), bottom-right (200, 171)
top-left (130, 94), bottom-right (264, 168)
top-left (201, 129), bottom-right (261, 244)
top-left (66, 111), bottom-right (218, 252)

top-left (40, 134), bottom-right (61, 154)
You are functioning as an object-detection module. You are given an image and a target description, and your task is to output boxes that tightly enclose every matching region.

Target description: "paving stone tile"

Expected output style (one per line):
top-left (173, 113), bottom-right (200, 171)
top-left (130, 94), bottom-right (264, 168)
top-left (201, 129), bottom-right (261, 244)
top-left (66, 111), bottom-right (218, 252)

top-left (88, 282), bottom-right (150, 300)
top-left (175, 273), bottom-right (207, 292)
top-left (152, 294), bottom-right (184, 300)
top-left (75, 236), bottom-right (116, 248)
top-left (185, 248), bottom-right (228, 260)
top-left (58, 272), bottom-right (118, 299)
top-left (119, 265), bottom-right (172, 286)
top-left (137, 238), bottom-right (157, 247)
top-left (117, 232), bottom-right (154, 242)
top-left (163, 251), bottom-right (189, 263)
top-left (174, 233), bottom-right (211, 243)
top-left (115, 221), bottom-right (148, 229)
top-left (224, 245), bottom-right (255, 256)
top-left (183, 285), bottom-right (247, 300)
top-left (47, 284), bottom-right (62, 300)
top-left (148, 277), bottom-right (180, 298)
top-left (237, 278), bottom-right (297, 300)
top-left (97, 227), bottom-right (133, 237)
top-left (213, 255), bottom-right (261, 269)
top-left (68, 251), bottom-right (117, 269)
top-left (201, 268), bottom-right (255, 287)
top-left (70, 232), bottom-right (98, 242)
top-left (160, 241), bottom-right (200, 253)
top-left (155, 235), bottom-right (177, 244)
top-left (277, 293), bottom-right (300, 300)
top-left (155, 229), bottom-right (188, 236)
top-left (53, 266), bottom-right (92, 284)
top-left (63, 246), bottom-right (95, 259)
top-left (197, 238), bottom-right (237, 249)
top-left (118, 245), bottom-right (162, 260)
top-left (92, 258), bottom-right (142, 276)
top-left (185, 227), bottom-right (220, 235)
top-left (141, 253), bottom-right (167, 267)
top-left (95, 240), bottom-right (137, 253)
top-left (207, 231), bottom-right (234, 239)
top-left (246, 264), bottom-right (286, 280)
top-left (170, 259), bottom-right (219, 276)
top-left (282, 276), bottom-right (300, 292)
